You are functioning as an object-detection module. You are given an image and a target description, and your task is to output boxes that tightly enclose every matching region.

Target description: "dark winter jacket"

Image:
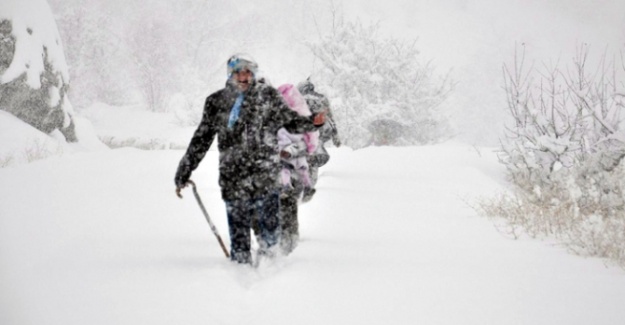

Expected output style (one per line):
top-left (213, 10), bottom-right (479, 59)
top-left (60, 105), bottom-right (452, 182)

top-left (175, 79), bottom-right (319, 201)
top-left (298, 82), bottom-right (339, 144)
top-left (298, 80), bottom-right (339, 167)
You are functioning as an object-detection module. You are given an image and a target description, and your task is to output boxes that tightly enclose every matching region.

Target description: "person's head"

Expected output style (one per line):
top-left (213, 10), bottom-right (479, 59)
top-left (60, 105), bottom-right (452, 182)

top-left (227, 54), bottom-right (258, 92)
top-left (297, 77), bottom-right (315, 95)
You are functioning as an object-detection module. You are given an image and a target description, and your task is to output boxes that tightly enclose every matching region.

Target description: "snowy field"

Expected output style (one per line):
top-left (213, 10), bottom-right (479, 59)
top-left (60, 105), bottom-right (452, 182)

top-left (2, 0), bottom-right (625, 323)
top-left (2, 108), bottom-right (625, 324)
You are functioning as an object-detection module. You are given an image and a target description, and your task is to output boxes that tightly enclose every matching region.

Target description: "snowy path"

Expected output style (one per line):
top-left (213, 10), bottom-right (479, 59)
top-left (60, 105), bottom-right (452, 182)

top-left (1, 145), bottom-right (625, 325)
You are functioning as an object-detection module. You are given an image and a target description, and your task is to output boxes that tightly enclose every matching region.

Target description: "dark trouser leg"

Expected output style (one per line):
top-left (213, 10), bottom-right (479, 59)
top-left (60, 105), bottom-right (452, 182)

top-left (256, 191), bottom-right (281, 253)
top-left (280, 193), bottom-right (299, 254)
top-left (307, 145), bottom-right (329, 190)
top-left (308, 165), bottom-right (319, 189)
top-left (225, 200), bottom-right (252, 264)
top-left (251, 209), bottom-right (260, 241)
top-left (302, 165), bottom-right (318, 203)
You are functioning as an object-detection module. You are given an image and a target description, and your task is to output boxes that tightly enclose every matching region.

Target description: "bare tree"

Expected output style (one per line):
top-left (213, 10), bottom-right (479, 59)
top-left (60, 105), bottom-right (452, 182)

top-left (307, 13), bottom-right (454, 149)
top-left (484, 44), bottom-right (625, 268)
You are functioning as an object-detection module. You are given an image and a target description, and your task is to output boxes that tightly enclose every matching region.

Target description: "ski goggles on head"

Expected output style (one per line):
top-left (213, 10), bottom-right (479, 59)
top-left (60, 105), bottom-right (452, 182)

top-left (227, 56), bottom-right (258, 76)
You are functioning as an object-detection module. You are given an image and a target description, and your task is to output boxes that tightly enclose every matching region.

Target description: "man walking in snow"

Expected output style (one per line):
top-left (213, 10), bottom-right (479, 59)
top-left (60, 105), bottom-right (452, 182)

top-left (175, 54), bottom-right (325, 265)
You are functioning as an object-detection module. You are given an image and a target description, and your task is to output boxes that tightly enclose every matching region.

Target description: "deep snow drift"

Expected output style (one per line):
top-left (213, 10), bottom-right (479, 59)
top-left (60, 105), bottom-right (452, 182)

top-left (2, 139), bottom-right (625, 325)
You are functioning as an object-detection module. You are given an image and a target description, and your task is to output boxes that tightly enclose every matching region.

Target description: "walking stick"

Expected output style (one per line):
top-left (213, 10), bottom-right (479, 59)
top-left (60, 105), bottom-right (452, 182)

top-left (177, 180), bottom-right (230, 258)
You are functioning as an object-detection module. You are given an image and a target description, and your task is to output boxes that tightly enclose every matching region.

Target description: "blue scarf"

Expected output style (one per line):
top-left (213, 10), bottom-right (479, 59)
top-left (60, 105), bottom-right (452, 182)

top-left (227, 93), bottom-right (244, 129)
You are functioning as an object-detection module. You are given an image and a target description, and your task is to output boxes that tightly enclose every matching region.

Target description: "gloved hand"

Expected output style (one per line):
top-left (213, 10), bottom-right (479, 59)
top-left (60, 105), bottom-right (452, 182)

top-left (175, 180), bottom-right (188, 198)
top-left (280, 150), bottom-right (292, 159)
top-left (313, 110), bottom-right (327, 126)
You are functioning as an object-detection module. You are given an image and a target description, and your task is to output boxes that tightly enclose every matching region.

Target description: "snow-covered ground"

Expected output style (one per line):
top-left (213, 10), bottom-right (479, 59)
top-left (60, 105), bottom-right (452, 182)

top-left (2, 0), bottom-right (625, 323)
top-left (2, 107), bottom-right (625, 325)
top-left (79, 103), bottom-right (197, 150)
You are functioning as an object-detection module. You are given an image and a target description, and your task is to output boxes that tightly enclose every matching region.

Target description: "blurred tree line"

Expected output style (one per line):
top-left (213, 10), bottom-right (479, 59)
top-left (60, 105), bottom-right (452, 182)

top-left (50, 0), bottom-right (454, 148)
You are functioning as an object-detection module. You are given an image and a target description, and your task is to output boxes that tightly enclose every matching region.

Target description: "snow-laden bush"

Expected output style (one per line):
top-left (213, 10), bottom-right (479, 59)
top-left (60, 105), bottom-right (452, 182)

top-left (479, 44), bottom-right (625, 268)
top-left (307, 15), bottom-right (453, 149)
top-left (479, 159), bottom-right (625, 268)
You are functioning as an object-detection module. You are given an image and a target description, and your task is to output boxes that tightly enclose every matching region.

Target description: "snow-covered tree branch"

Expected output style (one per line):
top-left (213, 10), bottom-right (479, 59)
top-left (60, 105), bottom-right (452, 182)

top-left (307, 14), bottom-right (454, 149)
top-left (488, 43), bottom-right (625, 268)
